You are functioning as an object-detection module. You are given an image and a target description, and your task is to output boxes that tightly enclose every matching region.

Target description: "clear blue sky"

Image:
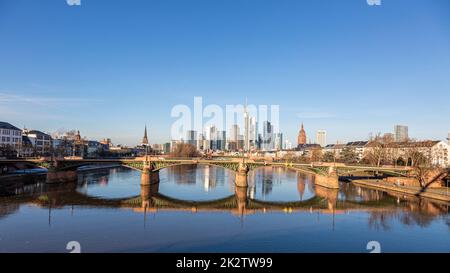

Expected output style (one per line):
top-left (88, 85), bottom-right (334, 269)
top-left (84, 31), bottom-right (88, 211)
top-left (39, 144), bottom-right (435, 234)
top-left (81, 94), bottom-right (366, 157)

top-left (0, 0), bottom-right (449, 146)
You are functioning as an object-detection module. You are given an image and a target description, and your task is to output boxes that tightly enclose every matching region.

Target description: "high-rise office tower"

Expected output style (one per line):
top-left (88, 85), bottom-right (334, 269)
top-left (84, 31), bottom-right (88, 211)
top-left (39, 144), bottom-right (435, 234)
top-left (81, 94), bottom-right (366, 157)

top-left (263, 121), bottom-right (273, 151)
top-left (243, 101), bottom-right (250, 151)
top-left (197, 133), bottom-right (204, 151)
top-left (217, 131), bottom-right (226, 151)
top-left (249, 117), bottom-right (257, 150)
top-left (208, 126), bottom-right (217, 150)
top-left (186, 130), bottom-right (198, 148)
top-left (231, 124), bottom-right (239, 142)
top-left (316, 130), bottom-right (327, 147)
top-left (447, 132), bottom-right (450, 145)
top-left (274, 133), bottom-right (283, 151)
top-left (394, 125), bottom-right (409, 142)
top-left (284, 139), bottom-right (292, 150)
top-left (230, 124), bottom-right (240, 151)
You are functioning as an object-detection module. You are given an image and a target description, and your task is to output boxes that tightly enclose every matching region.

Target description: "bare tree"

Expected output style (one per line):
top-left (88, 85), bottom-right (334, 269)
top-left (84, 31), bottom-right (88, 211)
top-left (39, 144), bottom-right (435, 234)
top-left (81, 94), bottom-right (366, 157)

top-left (407, 144), bottom-right (444, 189)
top-left (310, 147), bottom-right (322, 162)
top-left (170, 143), bottom-right (199, 158)
top-left (364, 134), bottom-right (388, 167)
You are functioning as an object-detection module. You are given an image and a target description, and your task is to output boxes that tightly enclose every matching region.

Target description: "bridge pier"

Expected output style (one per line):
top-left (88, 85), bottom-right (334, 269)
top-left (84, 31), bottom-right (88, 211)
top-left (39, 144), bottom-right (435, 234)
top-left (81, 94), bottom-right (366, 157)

top-left (140, 161), bottom-right (159, 186)
top-left (235, 161), bottom-right (249, 188)
top-left (235, 186), bottom-right (248, 216)
top-left (315, 185), bottom-right (339, 211)
top-left (46, 170), bottom-right (77, 184)
top-left (141, 182), bottom-right (160, 208)
top-left (314, 166), bottom-right (339, 189)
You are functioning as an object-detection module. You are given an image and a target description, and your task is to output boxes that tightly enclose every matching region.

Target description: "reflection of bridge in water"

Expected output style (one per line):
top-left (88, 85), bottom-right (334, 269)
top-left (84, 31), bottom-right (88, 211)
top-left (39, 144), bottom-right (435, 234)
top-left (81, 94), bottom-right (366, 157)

top-left (1, 180), bottom-right (441, 217)
top-left (1, 165), bottom-right (448, 231)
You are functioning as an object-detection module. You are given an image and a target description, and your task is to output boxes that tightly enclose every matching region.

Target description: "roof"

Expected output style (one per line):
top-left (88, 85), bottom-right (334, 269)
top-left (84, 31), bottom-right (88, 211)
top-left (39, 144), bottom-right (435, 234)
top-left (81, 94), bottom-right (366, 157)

top-left (0, 121), bottom-right (21, 131)
top-left (26, 130), bottom-right (51, 137)
top-left (297, 144), bottom-right (321, 150)
top-left (346, 141), bottom-right (368, 147)
top-left (324, 144), bottom-right (346, 149)
top-left (366, 140), bottom-right (441, 148)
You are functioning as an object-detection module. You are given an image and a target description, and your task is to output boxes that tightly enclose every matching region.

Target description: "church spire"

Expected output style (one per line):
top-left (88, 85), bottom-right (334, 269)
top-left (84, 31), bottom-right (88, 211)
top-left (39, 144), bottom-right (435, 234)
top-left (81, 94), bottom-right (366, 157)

top-left (298, 122), bottom-right (307, 146)
top-left (142, 125), bottom-right (149, 146)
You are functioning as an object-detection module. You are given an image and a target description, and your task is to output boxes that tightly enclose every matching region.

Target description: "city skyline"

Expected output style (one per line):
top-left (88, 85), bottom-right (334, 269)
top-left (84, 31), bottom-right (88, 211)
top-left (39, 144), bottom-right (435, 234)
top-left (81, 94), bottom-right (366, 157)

top-left (1, 0), bottom-right (450, 145)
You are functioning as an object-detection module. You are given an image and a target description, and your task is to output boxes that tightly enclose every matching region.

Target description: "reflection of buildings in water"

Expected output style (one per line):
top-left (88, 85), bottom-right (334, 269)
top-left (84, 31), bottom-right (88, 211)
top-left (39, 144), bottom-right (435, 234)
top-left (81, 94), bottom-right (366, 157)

top-left (77, 169), bottom-right (112, 188)
top-left (248, 186), bottom-right (255, 199)
top-left (307, 175), bottom-right (315, 195)
top-left (339, 183), bottom-right (388, 202)
top-left (260, 167), bottom-right (274, 198)
top-left (251, 167), bottom-right (316, 200)
top-left (164, 165), bottom-right (231, 191)
top-left (165, 165), bottom-right (197, 185)
top-left (297, 175), bottom-right (305, 200)
top-left (0, 175), bottom-right (47, 197)
top-left (99, 177), bottom-right (108, 186)
top-left (202, 165), bottom-right (218, 192)
top-left (296, 172), bottom-right (315, 200)
top-left (203, 165), bottom-right (211, 192)
top-left (366, 193), bottom-right (449, 231)
top-left (201, 165), bottom-right (230, 192)
top-left (0, 203), bottom-right (20, 219)
top-left (247, 171), bottom-right (256, 199)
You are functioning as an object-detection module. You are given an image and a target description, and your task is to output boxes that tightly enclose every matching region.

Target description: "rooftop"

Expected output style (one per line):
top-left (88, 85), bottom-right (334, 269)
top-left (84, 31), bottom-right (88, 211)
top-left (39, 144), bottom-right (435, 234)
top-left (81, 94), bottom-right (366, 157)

top-left (0, 121), bottom-right (21, 131)
top-left (25, 130), bottom-right (51, 137)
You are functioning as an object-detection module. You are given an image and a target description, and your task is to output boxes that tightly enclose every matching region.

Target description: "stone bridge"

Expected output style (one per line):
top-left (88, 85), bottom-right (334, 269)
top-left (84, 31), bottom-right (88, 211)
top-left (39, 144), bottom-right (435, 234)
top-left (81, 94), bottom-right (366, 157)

top-left (0, 157), bottom-right (413, 189)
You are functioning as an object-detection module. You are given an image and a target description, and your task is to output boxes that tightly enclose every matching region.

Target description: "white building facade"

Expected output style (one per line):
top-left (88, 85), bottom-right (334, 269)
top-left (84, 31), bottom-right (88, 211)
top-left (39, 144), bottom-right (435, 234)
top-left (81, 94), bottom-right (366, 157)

top-left (0, 122), bottom-right (22, 155)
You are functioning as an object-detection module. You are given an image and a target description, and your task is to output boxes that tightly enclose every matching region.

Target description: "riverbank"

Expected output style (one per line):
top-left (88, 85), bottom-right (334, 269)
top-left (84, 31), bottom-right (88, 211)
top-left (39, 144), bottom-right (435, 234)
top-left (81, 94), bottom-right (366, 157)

top-left (351, 179), bottom-right (450, 202)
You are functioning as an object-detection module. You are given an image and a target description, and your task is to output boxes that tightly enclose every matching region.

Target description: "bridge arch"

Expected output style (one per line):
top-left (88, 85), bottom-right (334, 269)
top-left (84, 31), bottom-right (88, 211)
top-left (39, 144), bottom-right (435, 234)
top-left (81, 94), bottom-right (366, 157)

top-left (50, 161), bottom-right (141, 172)
top-left (152, 161), bottom-right (243, 172)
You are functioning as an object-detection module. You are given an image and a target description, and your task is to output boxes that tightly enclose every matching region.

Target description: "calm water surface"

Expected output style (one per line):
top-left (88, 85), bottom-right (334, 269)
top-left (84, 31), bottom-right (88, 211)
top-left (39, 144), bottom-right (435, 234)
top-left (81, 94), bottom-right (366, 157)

top-left (0, 165), bottom-right (448, 253)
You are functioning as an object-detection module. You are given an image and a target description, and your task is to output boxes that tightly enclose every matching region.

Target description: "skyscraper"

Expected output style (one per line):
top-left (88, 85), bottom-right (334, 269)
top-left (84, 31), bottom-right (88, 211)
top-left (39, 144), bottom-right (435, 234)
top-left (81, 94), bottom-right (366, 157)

top-left (447, 132), bottom-right (450, 145)
top-left (316, 130), bottom-right (327, 147)
top-left (230, 124), bottom-right (240, 151)
top-left (394, 125), bottom-right (409, 142)
top-left (262, 121), bottom-right (273, 151)
top-left (186, 130), bottom-right (197, 147)
top-left (249, 117), bottom-right (257, 150)
top-left (274, 133), bottom-right (283, 151)
top-left (217, 131), bottom-right (226, 151)
top-left (208, 126), bottom-right (217, 150)
top-left (243, 100), bottom-right (250, 151)
top-left (297, 123), bottom-right (307, 146)
top-left (197, 133), bottom-right (204, 151)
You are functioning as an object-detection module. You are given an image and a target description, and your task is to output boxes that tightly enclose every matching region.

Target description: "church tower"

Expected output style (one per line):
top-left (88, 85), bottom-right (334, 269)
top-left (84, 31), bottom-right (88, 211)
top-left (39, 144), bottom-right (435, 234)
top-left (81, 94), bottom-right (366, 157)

top-left (297, 123), bottom-right (307, 146)
top-left (142, 125), bottom-right (149, 146)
